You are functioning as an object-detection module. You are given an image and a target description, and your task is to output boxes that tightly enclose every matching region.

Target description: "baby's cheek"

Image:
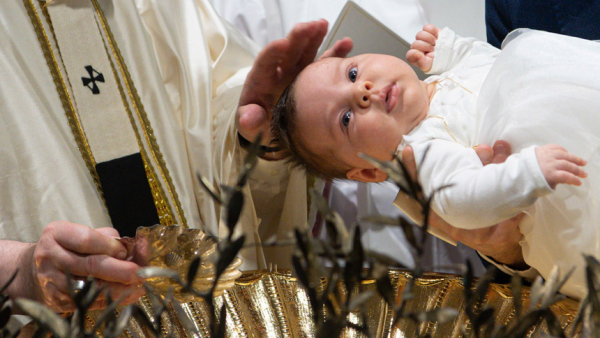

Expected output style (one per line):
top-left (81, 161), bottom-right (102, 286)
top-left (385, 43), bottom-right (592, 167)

top-left (356, 124), bottom-right (391, 159)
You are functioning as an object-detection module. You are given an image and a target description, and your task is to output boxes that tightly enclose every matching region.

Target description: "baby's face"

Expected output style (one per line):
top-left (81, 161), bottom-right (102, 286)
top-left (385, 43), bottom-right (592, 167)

top-left (294, 54), bottom-right (431, 173)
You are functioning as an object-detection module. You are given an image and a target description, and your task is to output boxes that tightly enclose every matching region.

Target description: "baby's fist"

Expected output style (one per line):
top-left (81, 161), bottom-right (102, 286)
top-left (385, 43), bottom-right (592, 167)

top-left (406, 24), bottom-right (440, 72)
top-left (536, 144), bottom-right (587, 189)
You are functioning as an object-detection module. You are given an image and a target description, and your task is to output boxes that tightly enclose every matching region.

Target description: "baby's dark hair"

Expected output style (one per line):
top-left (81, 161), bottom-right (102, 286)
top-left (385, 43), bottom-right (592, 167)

top-left (271, 79), bottom-right (350, 181)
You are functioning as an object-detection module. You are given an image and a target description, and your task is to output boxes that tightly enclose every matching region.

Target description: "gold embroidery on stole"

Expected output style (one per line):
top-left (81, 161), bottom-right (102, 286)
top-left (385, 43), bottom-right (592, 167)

top-left (24, 0), bottom-right (187, 228)
top-left (90, 0), bottom-right (187, 228)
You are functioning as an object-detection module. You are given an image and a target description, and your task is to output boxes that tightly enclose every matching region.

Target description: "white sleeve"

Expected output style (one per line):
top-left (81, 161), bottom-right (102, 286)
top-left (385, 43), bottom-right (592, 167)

top-left (412, 139), bottom-right (552, 229)
top-left (428, 27), bottom-right (500, 75)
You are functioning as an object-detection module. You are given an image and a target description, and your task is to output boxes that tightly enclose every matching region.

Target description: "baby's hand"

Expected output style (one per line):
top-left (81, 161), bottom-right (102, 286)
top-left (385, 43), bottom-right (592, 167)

top-left (536, 144), bottom-right (587, 189)
top-left (406, 24), bottom-right (440, 72)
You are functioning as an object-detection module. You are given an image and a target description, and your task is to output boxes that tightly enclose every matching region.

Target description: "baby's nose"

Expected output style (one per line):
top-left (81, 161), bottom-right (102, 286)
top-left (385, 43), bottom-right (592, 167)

top-left (355, 81), bottom-right (374, 108)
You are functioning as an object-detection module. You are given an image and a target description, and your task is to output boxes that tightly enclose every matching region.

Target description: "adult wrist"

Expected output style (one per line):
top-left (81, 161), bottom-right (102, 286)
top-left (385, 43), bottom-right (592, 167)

top-left (479, 248), bottom-right (530, 271)
top-left (1, 241), bottom-right (38, 307)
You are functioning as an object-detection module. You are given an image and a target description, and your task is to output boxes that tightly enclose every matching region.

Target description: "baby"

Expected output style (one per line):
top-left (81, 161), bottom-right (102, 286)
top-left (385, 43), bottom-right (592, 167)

top-left (271, 25), bottom-right (600, 299)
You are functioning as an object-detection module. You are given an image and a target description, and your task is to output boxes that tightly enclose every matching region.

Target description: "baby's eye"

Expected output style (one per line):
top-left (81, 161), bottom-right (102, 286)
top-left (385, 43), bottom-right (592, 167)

top-left (342, 110), bottom-right (352, 128)
top-left (348, 66), bottom-right (358, 83)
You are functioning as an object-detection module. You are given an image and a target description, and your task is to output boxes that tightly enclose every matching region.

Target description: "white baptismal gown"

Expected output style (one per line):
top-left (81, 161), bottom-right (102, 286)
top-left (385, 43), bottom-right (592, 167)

top-left (397, 28), bottom-right (600, 299)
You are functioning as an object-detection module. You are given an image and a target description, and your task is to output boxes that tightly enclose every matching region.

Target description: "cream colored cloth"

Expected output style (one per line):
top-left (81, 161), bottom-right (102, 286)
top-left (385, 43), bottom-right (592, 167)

top-left (0, 0), bottom-right (307, 270)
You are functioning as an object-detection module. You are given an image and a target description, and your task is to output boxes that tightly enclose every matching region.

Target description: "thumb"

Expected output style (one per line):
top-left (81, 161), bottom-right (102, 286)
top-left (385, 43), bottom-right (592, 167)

top-left (236, 104), bottom-right (270, 143)
top-left (490, 140), bottom-right (511, 164)
top-left (474, 144), bottom-right (493, 165)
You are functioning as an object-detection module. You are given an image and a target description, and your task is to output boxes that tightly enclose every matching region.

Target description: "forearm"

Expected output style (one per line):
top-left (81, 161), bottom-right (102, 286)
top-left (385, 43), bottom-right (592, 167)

top-left (418, 143), bottom-right (551, 229)
top-left (428, 210), bottom-right (527, 267)
top-left (0, 240), bottom-right (37, 300)
top-left (401, 142), bottom-right (532, 272)
top-left (477, 238), bottom-right (528, 269)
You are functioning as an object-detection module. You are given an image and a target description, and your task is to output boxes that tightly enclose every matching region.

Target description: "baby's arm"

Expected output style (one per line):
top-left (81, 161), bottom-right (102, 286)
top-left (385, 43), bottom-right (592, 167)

top-left (536, 144), bottom-right (587, 188)
top-left (407, 25), bottom-right (500, 75)
top-left (412, 140), bottom-right (585, 229)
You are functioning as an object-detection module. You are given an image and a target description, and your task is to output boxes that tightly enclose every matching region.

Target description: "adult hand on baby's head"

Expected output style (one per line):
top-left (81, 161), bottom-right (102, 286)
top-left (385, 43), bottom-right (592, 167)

top-left (406, 24), bottom-right (440, 72)
top-left (401, 141), bottom-right (529, 269)
top-left (236, 19), bottom-right (353, 150)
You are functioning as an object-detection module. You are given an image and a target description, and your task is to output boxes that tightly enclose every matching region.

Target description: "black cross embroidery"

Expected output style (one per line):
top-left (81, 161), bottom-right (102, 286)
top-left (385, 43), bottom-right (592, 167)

top-left (81, 65), bottom-right (105, 94)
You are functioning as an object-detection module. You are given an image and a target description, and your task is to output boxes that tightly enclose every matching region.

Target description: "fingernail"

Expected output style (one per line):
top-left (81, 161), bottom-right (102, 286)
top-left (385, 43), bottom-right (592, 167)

top-left (495, 143), bottom-right (508, 155)
top-left (479, 151), bottom-right (492, 162)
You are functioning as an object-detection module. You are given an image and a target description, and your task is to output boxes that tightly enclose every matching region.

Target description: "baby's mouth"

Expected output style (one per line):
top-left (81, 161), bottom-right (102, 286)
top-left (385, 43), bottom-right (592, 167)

top-left (385, 91), bottom-right (390, 107)
top-left (381, 83), bottom-right (398, 113)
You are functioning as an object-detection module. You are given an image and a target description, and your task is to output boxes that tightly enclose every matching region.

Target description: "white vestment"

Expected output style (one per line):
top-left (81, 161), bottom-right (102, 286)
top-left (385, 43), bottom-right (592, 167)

top-left (0, 0), bottom-right (309, 270)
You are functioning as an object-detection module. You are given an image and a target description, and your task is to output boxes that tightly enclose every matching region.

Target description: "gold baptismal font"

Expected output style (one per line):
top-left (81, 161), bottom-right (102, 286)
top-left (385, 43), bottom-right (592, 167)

top-left (82, 225), bottom-right (580, 338)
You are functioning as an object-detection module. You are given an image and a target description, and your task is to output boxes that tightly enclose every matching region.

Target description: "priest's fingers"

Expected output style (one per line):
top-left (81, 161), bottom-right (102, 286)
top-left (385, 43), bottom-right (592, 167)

top-left (34, 274), bottom-right (145, 313)
top-left (95, 226), bottom-right (121, 238)
top-left (279, 20), bottom-right (327, 77)
top-left (319, 37), bottom-right (353, 60)
top-left (36, 225), bottom-right (142, 283)
top-left (473, 144), bottom-right (493, 165)
top-left (294, 19), bottom-right (329, 69)
top-left (31, 221), bottom-right (143, 311)
top-left (239, 39), bottom-right (289, 110)
top-left (35, 274), bottom-right (77, 312)
top-left (473, 140), bottom-right (512, 166)
top-left (52, 252), bottom-right (142, 285)
top-left (490, 140), bottom-right (512, 164)
top-left (43, 221), bottom-right (127, 258)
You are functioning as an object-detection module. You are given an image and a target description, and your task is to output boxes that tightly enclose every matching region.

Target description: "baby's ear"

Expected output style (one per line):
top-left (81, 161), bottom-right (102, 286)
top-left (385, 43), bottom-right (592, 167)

top-left (346, 168), bottom-right (388, 182)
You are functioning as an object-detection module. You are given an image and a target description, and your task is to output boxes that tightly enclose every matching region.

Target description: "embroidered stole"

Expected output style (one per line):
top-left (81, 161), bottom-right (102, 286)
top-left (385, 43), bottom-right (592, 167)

top-left (24, 0), bottom-right (187, 236)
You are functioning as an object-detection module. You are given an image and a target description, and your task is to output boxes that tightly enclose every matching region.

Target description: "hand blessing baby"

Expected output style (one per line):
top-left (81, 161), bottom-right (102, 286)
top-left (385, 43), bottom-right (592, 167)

top-left (406, 24), bottom-right (440, 72)
top-left (536, 144), bottom-right (587, 189)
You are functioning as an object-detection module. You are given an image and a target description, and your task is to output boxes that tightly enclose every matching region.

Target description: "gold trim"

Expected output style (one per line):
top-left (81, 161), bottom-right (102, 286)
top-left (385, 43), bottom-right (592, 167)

top-left (23, 0), bottom-right (104, 201)
top-left (88, 8), bottom-right (175, 227)
top-left (427, 78), bottom-right (474, 146)
top-left (90, 0), bottom-right (188, 228)
top-left (433, 78), bottom-right (473, 95)
top-left (427, 115), bottom-right (466, 146)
